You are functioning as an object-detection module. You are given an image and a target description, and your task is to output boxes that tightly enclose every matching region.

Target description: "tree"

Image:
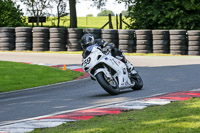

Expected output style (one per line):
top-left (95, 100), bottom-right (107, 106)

top-left (20, 0), bottom-right (53, 26)
top-left (122, 0), bottom-right (200, 29)
top-left (56, 0), bottom-right (67, 27)
top-left (86, 14), bottom-right (93, 17)
top-left (0, 0), bottom-right (25, 27)
top-left (68, 0), bottom-right (108, 28)
top-left (121, 10), bottom-right (128, 17)
top-left (97, 10), bottom-right (115, 16)
top-left (69, 0), bottom-right (77, 28)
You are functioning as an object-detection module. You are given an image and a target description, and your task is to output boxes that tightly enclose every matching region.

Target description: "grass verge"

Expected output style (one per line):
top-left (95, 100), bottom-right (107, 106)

top-left (31, 98), bottom-right (200, 133)
top-left (24, 16), bottom-right (129, 29)
top-left (0, 61), bottom-right (84, 93)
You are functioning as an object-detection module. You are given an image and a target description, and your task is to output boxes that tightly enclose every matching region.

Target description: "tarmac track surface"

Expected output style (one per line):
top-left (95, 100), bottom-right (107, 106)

top-left (0, 52), bottom-right (200, 125)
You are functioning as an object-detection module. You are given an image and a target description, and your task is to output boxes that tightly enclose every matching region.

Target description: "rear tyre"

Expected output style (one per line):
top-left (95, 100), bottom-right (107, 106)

top-left (96, 72), bottom-right (119, 95)
top-left (130, 73), bottom-right (143, 90)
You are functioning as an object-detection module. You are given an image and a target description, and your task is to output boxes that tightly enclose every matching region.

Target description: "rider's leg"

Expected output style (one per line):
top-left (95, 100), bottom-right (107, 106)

top-left (112, 48), bottom-right (136, 74)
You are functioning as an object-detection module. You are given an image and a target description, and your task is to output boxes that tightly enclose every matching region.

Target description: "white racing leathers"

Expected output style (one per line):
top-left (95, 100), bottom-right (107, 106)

top-left (82, 44), bottom-right (143, 95)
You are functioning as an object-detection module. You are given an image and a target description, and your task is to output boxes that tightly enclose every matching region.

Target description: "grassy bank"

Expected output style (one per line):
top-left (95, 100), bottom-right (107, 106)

top-left (0, 61), bottom-right (83, 93)
top-left (25, 16), bottom-right (129, 29)
top-left (32, 98), bottom-right (200, 133)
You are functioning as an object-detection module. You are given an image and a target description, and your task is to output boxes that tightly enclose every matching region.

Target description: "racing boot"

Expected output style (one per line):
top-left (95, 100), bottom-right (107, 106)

top-left (115, 49), bottom-right (137, 75)
top-left (124, 59), bottom-right (137, 75)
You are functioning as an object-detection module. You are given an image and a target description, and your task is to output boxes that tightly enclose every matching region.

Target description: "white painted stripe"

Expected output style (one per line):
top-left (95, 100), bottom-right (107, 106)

top-left (66, 66), bottom-right (82, 70)
top-left (2, 90), bottom-right (199, 132)
top-left (102, 105), bottom-right (147, 110)
top-left (191, 88), bottom-right (200, 91)
top-left (0, 129), bottom-right (33, 133)
top-left (0, 124), bottom-right (34, 133)
top-left (140, 99), bottom-right (172, 105)
top-left (118, 100), bottom-right (156, 106)
top-left (25, 119), bottom-right (75, 128)
top-left (0, 119), bottom-right (76, 133)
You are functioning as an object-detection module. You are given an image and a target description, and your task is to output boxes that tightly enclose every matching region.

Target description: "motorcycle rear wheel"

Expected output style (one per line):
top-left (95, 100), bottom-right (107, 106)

top-left (96, 72), bottom-right (119, 95)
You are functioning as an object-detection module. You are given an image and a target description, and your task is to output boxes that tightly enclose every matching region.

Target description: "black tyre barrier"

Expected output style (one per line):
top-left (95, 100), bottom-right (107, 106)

top-left (152, 30), bottom-right (169, 54)
top-left (101, 29), bottom-right (118, 48)
top-left (67, 28), bottom-right (83, 51)
top-left (32, 27), bottom-right (49, 51)
top-left (0, 27), bottom-right (15, 51)
top-left (118, 29), bottom-right (135, 53)
top-left (15, 27), bottom-right (32, 51)
top-left (169, 30), bottom-right (187, 55)
top-left (136, 30), bottom-right (152, 53)
top-left (1, 27), bottom-right (200, 56)
top-left (187, 30), bottom-right (200, 55)
top-left (49, 28), bottom-right (66, 51)
top-left (83, 28), bottom-right (101, 39)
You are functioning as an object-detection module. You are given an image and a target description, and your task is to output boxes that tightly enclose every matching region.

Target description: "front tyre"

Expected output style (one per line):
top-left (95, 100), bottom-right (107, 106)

top-left (96, 72), bottom-right (119, 95)
top-left (131, 73), bottom-right (143, 90)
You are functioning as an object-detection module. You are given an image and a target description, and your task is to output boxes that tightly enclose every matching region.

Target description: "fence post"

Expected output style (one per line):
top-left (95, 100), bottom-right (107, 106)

top-left (86, 16), bottom-right (88, 25)
top-left (109, 14), bottom-right (113, 29)
top-left (37, 9), bottom-right (39, 26)
top-left (119, 13), bottom-right (122, 29)
top-left (116, 14), bottom-right (118, 29)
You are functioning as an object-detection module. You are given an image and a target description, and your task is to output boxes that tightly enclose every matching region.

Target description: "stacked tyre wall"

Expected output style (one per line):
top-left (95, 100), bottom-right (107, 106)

top-left (0, 27), bottom-right (15, 51)
top-left (118, 29), bottom-right (135, 53)
top-left (0, 27), bottom-right (200, 56)
top-left (152, 30), bottom-right (169, 54)
top-left (15, 27), bottom-right (32, 51)
top-left (187, 30), bottom-right (200, 56)
top-left (135, 30), bottom-right (152, 53)
top-left (83, 28), bottom-right (101, 39)
top-left (33, 27), bottom-right (49, 51)
top-left (169, 30), bottom-right (187, 55)
top-left (101, 29), bottom-right (118, 48)
top-left (50, 28), bottom-right (66, 51)
top-left (67, 28), bottom-right (83, 51)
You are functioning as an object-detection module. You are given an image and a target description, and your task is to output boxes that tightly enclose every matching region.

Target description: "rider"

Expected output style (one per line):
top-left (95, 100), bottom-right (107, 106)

top-left (80, 33), bottom-right (136, 75)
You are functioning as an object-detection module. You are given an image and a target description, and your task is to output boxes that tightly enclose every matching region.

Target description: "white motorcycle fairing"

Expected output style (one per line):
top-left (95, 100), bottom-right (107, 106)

top-left (82, 44), bottom-right (135, 89)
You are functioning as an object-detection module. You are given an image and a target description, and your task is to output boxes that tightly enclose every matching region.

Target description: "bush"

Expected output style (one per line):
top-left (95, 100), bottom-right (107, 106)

top-left (97, 10), bottom-right (115, 16)
top-left (121, 10), bottom-right (128, 17)
top-left (127, 0), bottom-right (200, 29)
top-left (0, 0), bottom-right (25, 27)
top-left (86, 14), bottom-right (93, 17)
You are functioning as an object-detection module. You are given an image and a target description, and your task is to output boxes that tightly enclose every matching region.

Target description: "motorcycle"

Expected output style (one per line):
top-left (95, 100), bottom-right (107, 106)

top-left (82, 44), bottom-right (143, 95)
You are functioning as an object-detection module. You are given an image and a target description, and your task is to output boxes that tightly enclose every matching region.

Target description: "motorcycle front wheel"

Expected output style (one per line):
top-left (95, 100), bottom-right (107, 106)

top-left (130, 73), bottom-right (143, 90)
top-left (96, 72), bottom-right (119, 95)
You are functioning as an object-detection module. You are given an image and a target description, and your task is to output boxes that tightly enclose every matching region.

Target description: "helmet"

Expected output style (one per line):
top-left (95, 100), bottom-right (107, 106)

top-left (80, 34), bottom-right (95, 50)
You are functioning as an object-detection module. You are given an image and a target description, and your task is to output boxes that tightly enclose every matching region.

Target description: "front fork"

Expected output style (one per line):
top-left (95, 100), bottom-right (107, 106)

top-left (93, 65), bottom-right (119, 86)
top-left (103, 65), bottom-right (119, 87)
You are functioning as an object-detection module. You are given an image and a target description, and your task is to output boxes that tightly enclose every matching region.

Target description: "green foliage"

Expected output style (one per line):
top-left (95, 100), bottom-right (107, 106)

top-left (20, 0), bottom-right (53, 17)
top-left (121, 10), bottom-right (128, 17)
top-left (0, 0), bottom-right (25, 27)
top-left (86, 14), bottom-right (94, 17)
top-left (127, 0), bottom-right (200, 29)
top-left (97, 10), bottom-right (115, 16)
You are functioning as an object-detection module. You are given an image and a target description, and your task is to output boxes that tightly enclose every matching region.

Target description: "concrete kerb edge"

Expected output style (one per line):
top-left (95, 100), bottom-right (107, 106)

top-left (0, 77), bottom-right (89, 96)
top-left (0, 91), bottom-right (168, 126)
top-left (2, 88), bottom-right (200, 127)
top-left (1, 88), bottom-right (200, 133)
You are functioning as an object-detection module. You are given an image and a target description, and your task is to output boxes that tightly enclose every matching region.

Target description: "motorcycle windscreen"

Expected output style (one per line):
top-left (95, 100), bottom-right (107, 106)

top-left (83, 44), bottom-right (99, 58)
